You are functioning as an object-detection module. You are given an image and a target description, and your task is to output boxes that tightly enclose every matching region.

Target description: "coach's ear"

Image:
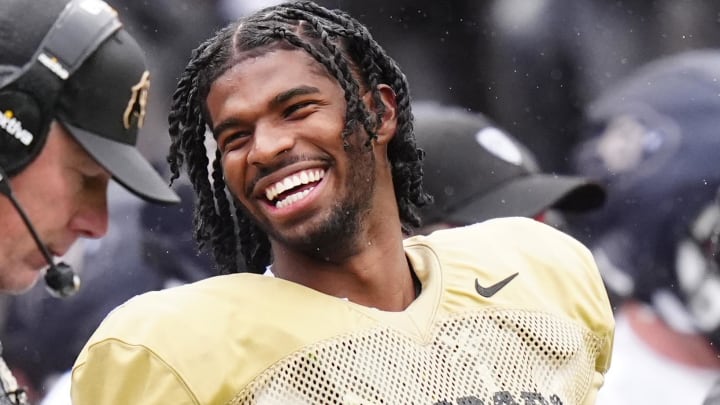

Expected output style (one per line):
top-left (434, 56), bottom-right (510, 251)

top-left (367, 84), bottom-right (397, 146)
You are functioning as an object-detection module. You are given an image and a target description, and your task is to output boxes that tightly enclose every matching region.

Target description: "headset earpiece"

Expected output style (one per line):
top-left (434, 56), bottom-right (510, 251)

top-left (0, 88), bottom-right (51, 175)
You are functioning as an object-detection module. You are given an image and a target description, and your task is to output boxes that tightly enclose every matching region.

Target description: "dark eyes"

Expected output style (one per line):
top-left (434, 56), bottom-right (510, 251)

top-left (283, 101), bottom-right (316, 118)
top-left (218, 101), bottom-right (319, 152)
top-left (218, 131), bottom-right (250, 152)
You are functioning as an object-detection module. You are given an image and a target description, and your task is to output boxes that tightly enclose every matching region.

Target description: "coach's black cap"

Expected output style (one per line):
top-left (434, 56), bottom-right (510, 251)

top-left (1, 0), bottom-right (179, 205)
top-left (414, 102), bottom-right (605, 225)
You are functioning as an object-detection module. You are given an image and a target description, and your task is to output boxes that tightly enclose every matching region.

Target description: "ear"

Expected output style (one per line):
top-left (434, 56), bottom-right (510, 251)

top-left (365, 84), bottom-right (397, 146)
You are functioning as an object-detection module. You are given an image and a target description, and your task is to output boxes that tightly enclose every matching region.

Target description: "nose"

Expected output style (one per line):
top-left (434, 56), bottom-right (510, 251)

top-left (247, 122), bottom-right (295, 167)
top-left (68, 179), bottom-right (110, 239)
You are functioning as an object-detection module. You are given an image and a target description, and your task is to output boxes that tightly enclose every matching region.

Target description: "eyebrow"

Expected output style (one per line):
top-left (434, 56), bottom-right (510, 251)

top-left (271, 85), bottom-right (321, 108)
top-left (212, 85), bottom-right (321, 137)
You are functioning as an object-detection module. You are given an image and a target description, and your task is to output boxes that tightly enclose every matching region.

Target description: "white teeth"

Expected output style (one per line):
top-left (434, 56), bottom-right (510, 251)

top-left (264, 168), bottom-right (325, 204)
top-left (276, 187), bottom-right (314, 209)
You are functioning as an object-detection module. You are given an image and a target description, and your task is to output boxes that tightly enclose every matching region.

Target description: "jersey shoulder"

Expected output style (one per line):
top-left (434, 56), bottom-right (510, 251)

top-left (406, 217), bottom-right (614, 372)
top-left (73, 274), bottom-right (379, 404)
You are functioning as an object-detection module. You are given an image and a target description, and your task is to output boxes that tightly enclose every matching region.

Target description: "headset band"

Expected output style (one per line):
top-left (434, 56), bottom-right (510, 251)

top-left (39, 0), bottom-right (122, 79)
top-left (1, 0), bottom-right (122, 89)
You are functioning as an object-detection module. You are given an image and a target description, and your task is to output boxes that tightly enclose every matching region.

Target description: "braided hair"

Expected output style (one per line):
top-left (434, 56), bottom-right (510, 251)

top-left (167, 1), bottom-right (431, 274)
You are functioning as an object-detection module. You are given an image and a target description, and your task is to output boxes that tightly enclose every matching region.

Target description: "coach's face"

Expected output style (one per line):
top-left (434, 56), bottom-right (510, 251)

top-left (0, 122), bottom-right (110, 293)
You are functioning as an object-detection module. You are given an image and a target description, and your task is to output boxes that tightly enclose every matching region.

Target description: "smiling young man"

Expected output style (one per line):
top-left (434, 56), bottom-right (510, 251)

top-left (71, 2), bottom-right (614, 404)
top-left (0, 0), bottom-right (179, 402)
top-left (206, 49), bottom-right (413, 309)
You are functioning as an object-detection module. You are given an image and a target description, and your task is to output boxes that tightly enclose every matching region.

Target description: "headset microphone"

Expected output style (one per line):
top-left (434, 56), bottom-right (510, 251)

top-left (0, 166), bottom-right (80, 298)
top-left (43, 261), bottom-right (79, 298)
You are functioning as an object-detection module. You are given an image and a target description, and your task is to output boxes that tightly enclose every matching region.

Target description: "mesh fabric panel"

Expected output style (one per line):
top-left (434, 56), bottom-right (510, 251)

top-left (229, 308), bottom-right (603, 405)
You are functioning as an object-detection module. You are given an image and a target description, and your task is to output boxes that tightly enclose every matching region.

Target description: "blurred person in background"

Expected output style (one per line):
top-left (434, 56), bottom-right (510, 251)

top-left (412, 101), bottom-right (606, 236)
top-left (568, 50), bottom-right (720, 405)
top-left (483, 0), bottom-right (720, 173)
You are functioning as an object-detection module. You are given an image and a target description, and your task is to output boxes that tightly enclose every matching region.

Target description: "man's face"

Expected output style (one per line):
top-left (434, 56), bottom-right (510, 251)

top-left (0, 122), bottom-right (110, 293)
top-left (207, 49), bottom-right (379, 258)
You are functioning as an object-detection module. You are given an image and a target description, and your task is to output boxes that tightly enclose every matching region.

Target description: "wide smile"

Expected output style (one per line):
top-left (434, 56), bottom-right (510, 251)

top-left (263, 168), bottom-right (325, 209)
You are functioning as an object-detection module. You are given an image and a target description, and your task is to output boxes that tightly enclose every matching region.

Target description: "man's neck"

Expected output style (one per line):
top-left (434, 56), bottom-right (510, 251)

top-left (270, 229), bottom-right (417, 312)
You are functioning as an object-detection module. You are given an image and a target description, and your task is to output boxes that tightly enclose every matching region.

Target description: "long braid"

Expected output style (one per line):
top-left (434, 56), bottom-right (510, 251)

top-left (167, 1), bottom-right (431, 273)
top-left (168, 35), bottom-right (222, 182)
top-left (168, 25), bottom-right (240, 272)
top-left (353, 24), bottom-right (430, 231)
top-left (235, 201), bottom-right (271, 273)
top-left (377, 49), bottom-right (429, 232)
top-left (211, 150), bottom-right (239, 274)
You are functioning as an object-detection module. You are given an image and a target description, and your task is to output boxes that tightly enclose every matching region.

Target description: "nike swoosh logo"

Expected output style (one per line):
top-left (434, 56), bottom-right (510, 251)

top-left (475, 272), bottom-right (519, 298)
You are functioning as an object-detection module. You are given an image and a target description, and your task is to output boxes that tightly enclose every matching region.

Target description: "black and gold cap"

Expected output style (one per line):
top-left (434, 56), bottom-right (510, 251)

top-left (1, 0), bottom-right (179, 205)
top-left (57, 24), bottom-right (179, 205)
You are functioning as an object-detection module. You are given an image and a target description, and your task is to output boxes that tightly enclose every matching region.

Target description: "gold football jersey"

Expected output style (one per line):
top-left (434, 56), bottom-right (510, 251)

top-left (72, 217), bottom-right (614, 405)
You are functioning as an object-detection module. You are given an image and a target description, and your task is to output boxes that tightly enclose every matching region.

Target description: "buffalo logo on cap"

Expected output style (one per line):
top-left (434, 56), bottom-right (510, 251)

top-left (123, 70), bottom-right (150, 130)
